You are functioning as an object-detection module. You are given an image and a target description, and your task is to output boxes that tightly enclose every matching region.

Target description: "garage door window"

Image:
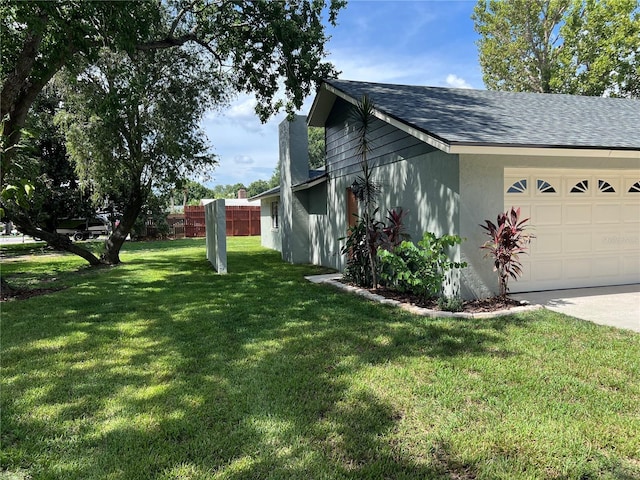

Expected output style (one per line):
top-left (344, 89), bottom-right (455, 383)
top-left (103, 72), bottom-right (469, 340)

top-left (537, 179), bottom-right (556, 193)
top-left (598, 180), bottom-right (615, 193)
top-left (570, 180), bottom-right (589, 193)
top-left (507, 179), bottom-right (527, 193)
top-left (629, 181), bottom-right (640, 193)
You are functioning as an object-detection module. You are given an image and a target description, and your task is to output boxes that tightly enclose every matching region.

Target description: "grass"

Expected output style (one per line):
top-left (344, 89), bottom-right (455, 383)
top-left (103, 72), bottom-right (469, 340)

top-left (1, 237), bottom-right (639, 479)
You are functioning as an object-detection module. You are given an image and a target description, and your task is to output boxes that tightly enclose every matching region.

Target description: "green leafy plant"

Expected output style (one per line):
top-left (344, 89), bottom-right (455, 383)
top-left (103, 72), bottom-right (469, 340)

top-left (480, 206), bottom-right (534, 297)
top-left (378, 232), bottom-right (467, 300)
top-left (437, 295), bottom-right (464, 312)
top-left (342, 207), bottom-right (409, 288)
top-left (349, 95), bottom-right (380, 287)
top-left (342, 210), bottom-right (383, 288)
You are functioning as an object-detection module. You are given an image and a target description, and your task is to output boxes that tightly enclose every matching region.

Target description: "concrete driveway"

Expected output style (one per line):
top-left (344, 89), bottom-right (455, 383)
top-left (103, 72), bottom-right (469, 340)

top-left (513, 284), bottom-right (640, 333)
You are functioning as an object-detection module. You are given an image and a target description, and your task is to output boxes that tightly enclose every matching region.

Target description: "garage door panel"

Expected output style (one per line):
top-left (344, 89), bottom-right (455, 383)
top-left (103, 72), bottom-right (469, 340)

top-left (504, 168), bottom-right (640, 292)
top-left (531, 261), bottom-right (563, 281)
top-left (532, 232), bottom-right (563, 255)
top-left (565, 259), bottom-right (592, 279)
top-left (517, 204), bottom-right (531, 219)
top-left (622, 257), bottom-right (640, 276)
top-left (618, 231), bottom-right (640, 251)
top-left (534, 204), bottom-right (562, 225)
top-left (564, 204), bottom-right (592, 224)
top-left (564, 231), bottom-right (592, 252)
top-left (592, 257), bottom-right (620, 277)
top-left (622, 203), bottom-right (640, 223)
top-left (592, 231), bottom-right (640, 252)
top-left (593, 203), bottom-right (621, 224)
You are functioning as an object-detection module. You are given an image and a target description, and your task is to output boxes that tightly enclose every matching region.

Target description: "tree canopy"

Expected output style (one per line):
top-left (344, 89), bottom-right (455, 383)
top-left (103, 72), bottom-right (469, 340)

top-left (1, 0), bottom-right (344, 160)
top-left (58, 46), bottom-right (219, 264)
top-left (473, 0), bottom-right (640, 97)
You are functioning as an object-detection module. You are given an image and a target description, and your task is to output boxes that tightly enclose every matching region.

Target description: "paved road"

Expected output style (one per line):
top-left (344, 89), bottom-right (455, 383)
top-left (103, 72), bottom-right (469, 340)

top-left (0, 235), bottom-right (41, 246)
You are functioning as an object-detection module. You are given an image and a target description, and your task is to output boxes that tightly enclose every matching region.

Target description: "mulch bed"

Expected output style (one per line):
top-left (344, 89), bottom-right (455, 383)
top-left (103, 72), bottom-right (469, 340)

top-left (344, 282), bottom-right (523, 313)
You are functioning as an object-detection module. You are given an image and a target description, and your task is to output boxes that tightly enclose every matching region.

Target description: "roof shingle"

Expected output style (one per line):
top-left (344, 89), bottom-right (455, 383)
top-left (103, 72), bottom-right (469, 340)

top-left (324, 79), bottom-right (640, 150)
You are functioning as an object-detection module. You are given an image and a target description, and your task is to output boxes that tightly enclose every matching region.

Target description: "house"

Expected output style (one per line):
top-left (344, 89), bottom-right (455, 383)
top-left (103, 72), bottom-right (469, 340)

top-left (253, 79), bottom-right (640, 298)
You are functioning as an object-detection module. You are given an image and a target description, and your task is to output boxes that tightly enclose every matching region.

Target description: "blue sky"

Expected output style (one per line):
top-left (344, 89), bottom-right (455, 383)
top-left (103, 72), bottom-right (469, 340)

top-left (200, 0), bottom-right (483, 189)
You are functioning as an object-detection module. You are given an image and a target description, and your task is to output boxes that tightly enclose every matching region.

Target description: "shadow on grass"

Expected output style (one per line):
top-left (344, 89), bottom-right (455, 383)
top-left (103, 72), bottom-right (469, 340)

top-left (1, 240), bottom-right (540, 479)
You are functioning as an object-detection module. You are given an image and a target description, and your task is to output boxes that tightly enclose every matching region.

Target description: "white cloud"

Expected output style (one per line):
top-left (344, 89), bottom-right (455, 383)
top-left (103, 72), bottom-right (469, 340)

top-left (234, 155), bottom-right (254, 165)
top-left (445, 74), bottom-right (473, 89)
top-left (328, 48), bottom-right (482, 89)
top-left (227, 96), bottom-right (257, 119)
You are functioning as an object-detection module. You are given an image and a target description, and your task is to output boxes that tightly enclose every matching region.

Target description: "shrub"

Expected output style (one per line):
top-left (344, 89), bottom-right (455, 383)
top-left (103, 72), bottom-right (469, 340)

top-left (378, 232), bottom-right (467, 300)
top-left (342, 214), bottom-right (377, 287)
top-left (437, 295), bottom-right (464, 312)
top-left (480, 206), bottom-right (534, 297)
top-left (378, 208), bottom-right (410, 251)
top-left (342, 207), bottom-right (409, 288)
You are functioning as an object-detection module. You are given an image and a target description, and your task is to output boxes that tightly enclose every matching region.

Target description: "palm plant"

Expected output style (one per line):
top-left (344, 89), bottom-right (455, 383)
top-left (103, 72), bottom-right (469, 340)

top-left (349, 95), bottom-right (380, 287)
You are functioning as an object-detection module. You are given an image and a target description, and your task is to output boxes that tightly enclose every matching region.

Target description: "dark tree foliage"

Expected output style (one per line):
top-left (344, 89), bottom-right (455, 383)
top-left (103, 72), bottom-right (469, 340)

top-left (59, 47), bottom-right (219, 264)
top-left (1, 0), bottom-right (345, 265)
top-left (24, 88), bottom-right (94, 232)
top-left (1, 0), bottom-right (345, 171)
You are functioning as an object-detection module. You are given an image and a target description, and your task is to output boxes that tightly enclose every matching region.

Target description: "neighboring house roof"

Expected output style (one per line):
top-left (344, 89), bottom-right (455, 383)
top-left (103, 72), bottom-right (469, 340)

top-left (250, 168), bottom-right (327, 200)
top-left (201, 198), bottom-right (260, 207)
top-left (308, 79), bottom-right (640, 154)
top-left (249, 185), bottom-right (281, 201)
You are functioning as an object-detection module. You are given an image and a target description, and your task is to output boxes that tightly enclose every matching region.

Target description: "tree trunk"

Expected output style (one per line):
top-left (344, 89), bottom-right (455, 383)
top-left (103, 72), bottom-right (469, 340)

top-left (101, 185), bottom-right (146, 265)
top-left (1, 26), bottom-right (46, 120)
top-left (12, 217), bottom-right (102, 266)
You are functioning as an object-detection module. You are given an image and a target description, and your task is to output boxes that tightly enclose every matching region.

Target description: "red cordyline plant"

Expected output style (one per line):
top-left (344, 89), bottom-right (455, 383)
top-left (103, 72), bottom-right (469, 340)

top-left (480, 207), bottom-right (534, 297)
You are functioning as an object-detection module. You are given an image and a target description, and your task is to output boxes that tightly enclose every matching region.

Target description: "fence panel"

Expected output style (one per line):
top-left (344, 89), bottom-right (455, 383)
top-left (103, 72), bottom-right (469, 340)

top-left (185, 205), bottom-right (260, 237)
top-left (184, 206), bottom-right (206, 237)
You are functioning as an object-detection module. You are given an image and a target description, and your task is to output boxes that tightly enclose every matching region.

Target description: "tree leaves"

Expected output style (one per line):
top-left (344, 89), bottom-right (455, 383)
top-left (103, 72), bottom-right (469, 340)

top-left (473, 0), bottom-right (640, 97)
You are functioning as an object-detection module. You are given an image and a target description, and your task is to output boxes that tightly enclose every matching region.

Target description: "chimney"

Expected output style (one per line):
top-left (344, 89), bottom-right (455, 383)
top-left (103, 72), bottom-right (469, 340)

top-left (237, 188), bottom-right (247, 199)
top-left (279, 115), bottom-right (310, 264)
top-left (280, 115), bottom-right (309, 187)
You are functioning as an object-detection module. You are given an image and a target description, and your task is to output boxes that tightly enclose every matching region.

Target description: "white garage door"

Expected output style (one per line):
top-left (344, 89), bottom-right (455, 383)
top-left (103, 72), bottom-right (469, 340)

top-left (504, 169), bottom-right (640, 292)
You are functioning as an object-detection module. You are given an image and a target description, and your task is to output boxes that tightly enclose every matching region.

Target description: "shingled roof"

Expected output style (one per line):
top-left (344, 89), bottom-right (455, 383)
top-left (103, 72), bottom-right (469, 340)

top-left (310, 79), bottom-right (640, 151)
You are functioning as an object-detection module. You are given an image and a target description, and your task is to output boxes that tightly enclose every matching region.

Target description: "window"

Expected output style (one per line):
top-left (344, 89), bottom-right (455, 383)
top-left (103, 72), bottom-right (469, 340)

top-left (346, 187), bottom-right (358, 231)
top-left (271, 201), bottom-right (279, 229)
top-left (570, 180), bottom-right (589, 193)
top-left (537, 179), bottom-right (556, 193)
top-left (598, 179), bottom-right (615, 193)
top-left (629, 181), bottom-right (640, 193)
top-left (507, 179), bottom-right (527, 193)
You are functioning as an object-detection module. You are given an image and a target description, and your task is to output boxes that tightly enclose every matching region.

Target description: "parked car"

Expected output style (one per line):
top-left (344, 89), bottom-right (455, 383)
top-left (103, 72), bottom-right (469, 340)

top-left (56, 217), bottom-right (110, 241)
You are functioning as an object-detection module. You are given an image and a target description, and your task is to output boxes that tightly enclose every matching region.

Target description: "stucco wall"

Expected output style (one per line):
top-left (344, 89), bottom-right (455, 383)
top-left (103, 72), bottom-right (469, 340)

top-left (259, 197), bottom-right (282, 252)
top-left (280, 116), bottom-right (311, 264)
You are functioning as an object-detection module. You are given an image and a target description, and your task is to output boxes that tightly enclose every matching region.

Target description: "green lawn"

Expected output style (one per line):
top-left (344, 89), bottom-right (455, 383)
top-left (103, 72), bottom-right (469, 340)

top-left (1, 237), bottom-right (639, 479)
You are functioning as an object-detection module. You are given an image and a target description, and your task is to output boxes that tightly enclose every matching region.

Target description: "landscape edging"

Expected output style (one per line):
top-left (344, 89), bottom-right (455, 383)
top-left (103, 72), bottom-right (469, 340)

top-left (306, 274), bottom-right (542, 319)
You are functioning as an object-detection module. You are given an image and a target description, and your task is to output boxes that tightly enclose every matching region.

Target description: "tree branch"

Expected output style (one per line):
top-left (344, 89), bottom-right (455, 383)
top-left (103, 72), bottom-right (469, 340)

top-left (1, 27), bottom-right (46, 120)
